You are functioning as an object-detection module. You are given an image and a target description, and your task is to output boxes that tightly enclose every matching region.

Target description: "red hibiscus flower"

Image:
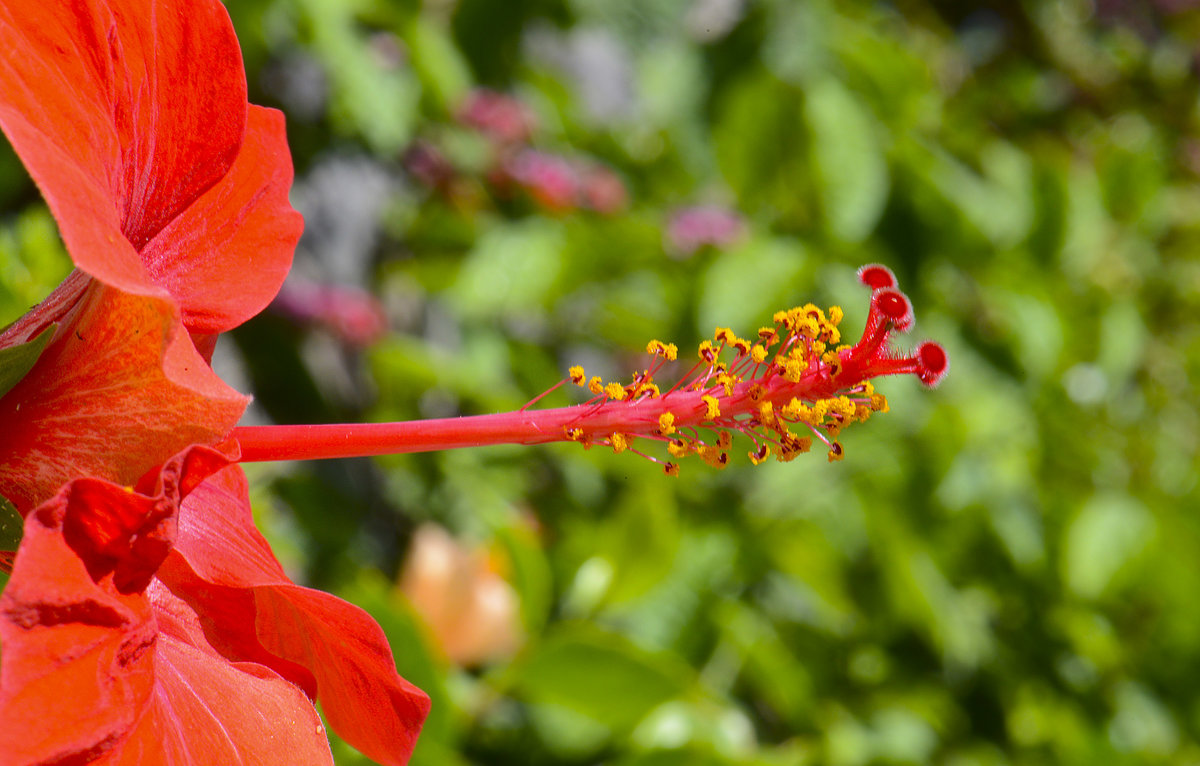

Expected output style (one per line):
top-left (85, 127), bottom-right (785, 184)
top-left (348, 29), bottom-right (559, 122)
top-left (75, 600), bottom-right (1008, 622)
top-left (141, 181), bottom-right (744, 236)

top-left (0, 0), bottom-right (430, 763)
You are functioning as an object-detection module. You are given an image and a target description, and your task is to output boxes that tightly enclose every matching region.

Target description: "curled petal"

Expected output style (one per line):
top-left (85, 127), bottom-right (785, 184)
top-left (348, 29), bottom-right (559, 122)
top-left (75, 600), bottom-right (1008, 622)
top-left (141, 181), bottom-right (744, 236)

top-left (0, 447), bottom-right (333, 765)
top-left (164, 466), bottom-right (431, 766)
top-left (140, 106), bottom-right (301, 335)
top-left (0, 280), bottom-right (247, 515)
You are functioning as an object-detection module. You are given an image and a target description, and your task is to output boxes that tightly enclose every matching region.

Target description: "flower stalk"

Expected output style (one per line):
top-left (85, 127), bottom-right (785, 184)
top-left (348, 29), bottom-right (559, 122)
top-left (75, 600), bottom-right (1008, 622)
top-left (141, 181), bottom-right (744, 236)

top-left (234, 264), bottom-right (947, 473)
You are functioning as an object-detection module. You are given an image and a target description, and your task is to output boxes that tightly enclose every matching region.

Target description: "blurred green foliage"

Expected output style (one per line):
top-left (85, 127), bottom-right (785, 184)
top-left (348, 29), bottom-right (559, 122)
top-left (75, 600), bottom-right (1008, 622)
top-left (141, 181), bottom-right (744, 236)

top-left (5, 0), bottom-right (1200, 763)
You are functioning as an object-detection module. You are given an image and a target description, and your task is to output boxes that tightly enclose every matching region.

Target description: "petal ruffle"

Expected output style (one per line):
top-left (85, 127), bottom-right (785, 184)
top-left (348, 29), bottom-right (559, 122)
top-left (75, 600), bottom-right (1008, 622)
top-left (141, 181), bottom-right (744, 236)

top-left (140, 106), bottom-right (301, 335)
top-left (0, 279), bottom-right (247, 515)
top-left (163, 466), bottom-right (431, 765)
top-left (0, 451), bottom-right (333, 766)
top-left (0, 448), bottom-right (334, 766)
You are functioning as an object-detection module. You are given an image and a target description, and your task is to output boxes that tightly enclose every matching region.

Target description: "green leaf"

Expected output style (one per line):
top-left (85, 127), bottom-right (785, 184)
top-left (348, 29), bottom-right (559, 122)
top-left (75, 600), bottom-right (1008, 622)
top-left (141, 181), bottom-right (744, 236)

top-left (1063, 493), bottom-right (1154, 599)
top-left (0, 324), bottom-right (54, 400)
top-left (804, 76), bottom-right (889, 242)
top-left (450, 219), bottom-right (565, 320)
top-left (697, 236), bottom-right (807, 335)
top-left (0, 495), bottom-right (21, 552)
top-left (511, 623), bottom-right (694, 733)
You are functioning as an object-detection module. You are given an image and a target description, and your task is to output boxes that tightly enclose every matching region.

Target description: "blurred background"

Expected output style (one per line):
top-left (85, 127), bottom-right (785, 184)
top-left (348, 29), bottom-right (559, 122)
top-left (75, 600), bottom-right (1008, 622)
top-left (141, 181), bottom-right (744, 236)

top-left (4, 0), bottom-right (1200, 763)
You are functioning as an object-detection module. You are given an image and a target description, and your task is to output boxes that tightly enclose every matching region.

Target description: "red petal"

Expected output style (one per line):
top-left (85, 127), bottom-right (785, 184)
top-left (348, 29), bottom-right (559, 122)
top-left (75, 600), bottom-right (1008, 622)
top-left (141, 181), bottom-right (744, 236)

top-left (162, 467), bottom-right (431, 765)
top-left (0, 0), bottom-right (242, 289)
top-left (139, 106), bottom-right (301, 335)
top-left (0, 279), bottom-right (247, 515)
top-left (0, 1), bottom-right (297, 332)
top-left (0, 450), bottom-right (334, 765)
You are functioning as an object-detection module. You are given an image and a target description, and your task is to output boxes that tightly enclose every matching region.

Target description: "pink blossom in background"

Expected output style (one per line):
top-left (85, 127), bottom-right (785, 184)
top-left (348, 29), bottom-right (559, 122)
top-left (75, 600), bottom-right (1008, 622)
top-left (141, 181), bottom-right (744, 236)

top-left (580, 165), bottom-right (629, 215)
top-left (272, 279), bottom-right (389, 348)
top-left (665, 204), bottom-right (747, 257)
top-left (499, 148), bottom-right (581, 212)
top-left (456, 88), bottom-right (538, 145)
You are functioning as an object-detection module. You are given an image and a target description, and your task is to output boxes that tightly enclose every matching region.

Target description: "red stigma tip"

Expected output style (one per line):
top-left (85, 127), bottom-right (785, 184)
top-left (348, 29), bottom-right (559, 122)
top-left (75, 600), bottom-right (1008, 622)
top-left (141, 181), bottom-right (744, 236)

top-left (858, 264), bottom-right (897, 291)
top-left (916, 341), bottom-right (948, 386)
top-left (873, 289), bottom-right (914, 331)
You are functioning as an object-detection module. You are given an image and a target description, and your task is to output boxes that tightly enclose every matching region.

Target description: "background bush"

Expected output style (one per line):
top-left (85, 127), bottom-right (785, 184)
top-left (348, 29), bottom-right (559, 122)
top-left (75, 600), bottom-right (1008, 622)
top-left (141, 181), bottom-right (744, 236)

top-left (4, 1), bottom-right (1200, 764)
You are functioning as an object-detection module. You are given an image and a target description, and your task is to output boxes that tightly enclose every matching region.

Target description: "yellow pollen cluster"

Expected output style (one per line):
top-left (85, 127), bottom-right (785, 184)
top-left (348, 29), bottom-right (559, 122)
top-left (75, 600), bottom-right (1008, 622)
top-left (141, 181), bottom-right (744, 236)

top-left (560, 295), bottom-right (892, 474)
top-left (646, 340), bottom-right (678, 360)
top-left (658, 412), bottom-right (676, 435)
top-left (749, 444), bottom-right (771, 465)
top-left (604, 382), bottom-right (627, 400)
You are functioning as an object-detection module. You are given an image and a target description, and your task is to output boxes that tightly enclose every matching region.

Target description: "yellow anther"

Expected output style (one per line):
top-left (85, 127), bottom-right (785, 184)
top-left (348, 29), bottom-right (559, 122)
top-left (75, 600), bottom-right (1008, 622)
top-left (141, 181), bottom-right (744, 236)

top-left (565, 427), bottom-right (584, 441)
top-left (811, 340), bottom-right (826, 357)
top-left (748, 384), bottom-right (766, 403)
top-left (698, 340), bottom-right (717, 363)
top-left (716, 431), bottom-right (733, 450)
top-left (750, 345), bottom-right (768, 364)
top-left (611, 433), bottom-right (630, 453)
top-left (758, 401), bottom-right (775, 427)
top-left (569, 365), bottom-right (586, 385)
top-left (781, 398), bottom-right (804, 420)
top-left (823, 324), bottom-right (841, 345)
top-left (714, 327), bottom-right (735, 344)
top-left (869, 393), bottom-right (889, 412)
top-left (664, 462), bottom-right (680, 477)
top-left (658, 412), bottom-right (677, 435)
top-left (667, 439), bottom-right (691, 458)
top-left (732, 337), bottom-right (752, 355)
top-left (748, 444), bottom-right (771, 465)
top-left (777, 434), bottom-right (812, 462)
top-left (811, 400), bottom-right (831, 421)
top-left (758, 327), bottom-right (779, 345)
top-left (588, 376), bottom-right (604, 395)
top-left (701, 395), bottom-right (721, 420)
top-left (604, 382), bottom-right (628, 400)
top-left (831, 396), bottom-right (856, 417)
top-left (827, 359), bottom-right (843, 377)
top-left (783, 358), bottom-right (806, 383)
top-left (636, 382), bottom-right (661, 398)
top-left (797, 316), bottom-right (820, 339)
top-left (716, 372), bottom-right (737, 396)
top-left (828, 305), bottom-right (844, 325)
top-left (827, 441), bottom-right (845, 462)
top-left (698, 445), bottom-right (729, 468)
top-left (647, 340), bottom-right (678, 360)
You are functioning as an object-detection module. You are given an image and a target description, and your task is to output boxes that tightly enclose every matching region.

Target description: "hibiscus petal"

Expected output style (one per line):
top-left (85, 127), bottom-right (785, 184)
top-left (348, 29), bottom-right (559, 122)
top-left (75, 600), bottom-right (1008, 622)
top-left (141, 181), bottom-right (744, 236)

top-left (0, 0), bottom-right (297, 333)
top-left (0, 0), bottom-right (244, 294)
top-left (0, 448), bottom-right (334, 765)
top-left (164, 466), bottom-right (431, 765)
top-left (0, 280), bottom-right (247, 515)
top-left (140, 105), bottom-right (301, 335)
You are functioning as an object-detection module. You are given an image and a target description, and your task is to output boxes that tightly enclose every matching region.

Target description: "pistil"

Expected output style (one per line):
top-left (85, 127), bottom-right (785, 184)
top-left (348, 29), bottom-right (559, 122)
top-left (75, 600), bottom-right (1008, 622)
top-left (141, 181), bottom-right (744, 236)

top-left (232, 264), bottom-right (947, 473)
